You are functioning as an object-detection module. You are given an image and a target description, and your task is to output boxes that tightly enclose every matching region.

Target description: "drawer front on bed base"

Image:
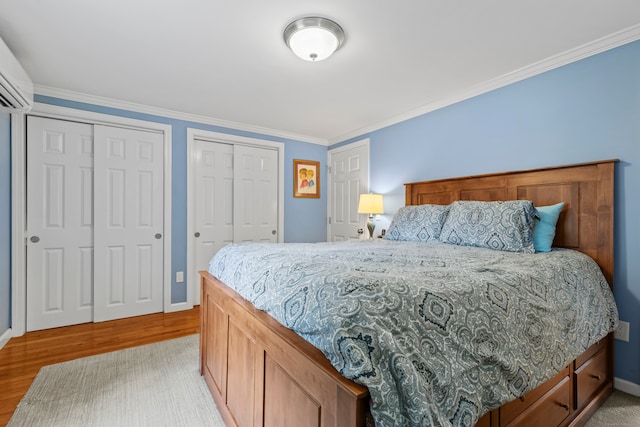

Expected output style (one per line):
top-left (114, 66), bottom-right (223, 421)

top-left (500, 367), bottom-right (571, 427)
top-left (502, 374), bottom-right (572, 427)
top-left (574, 344), bottom-right (608, 410)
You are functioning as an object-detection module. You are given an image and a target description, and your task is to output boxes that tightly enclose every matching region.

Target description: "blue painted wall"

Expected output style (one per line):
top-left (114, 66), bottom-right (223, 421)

top-left (284, 142), bottom-right (328, 242)
top-left (32, 96), bottom-right (329, 304)
top-left (333, 40), bottom-right (640, 387)
top-left (0, 112), bottom-right (10, 333)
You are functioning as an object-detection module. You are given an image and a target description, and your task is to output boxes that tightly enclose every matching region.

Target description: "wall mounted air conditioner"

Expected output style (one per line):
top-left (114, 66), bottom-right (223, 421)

top-left (0, 36), bottom-right (33, 113)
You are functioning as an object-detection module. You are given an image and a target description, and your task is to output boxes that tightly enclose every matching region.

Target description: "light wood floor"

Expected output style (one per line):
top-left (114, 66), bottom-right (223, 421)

top-left (0, 307), bottom-right (200, 426)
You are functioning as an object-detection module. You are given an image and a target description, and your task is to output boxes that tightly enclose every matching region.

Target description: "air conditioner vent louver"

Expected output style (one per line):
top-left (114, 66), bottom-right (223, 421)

top-left (0, 93), bottom-right (12, 109)
top-left (0, 36), bottom-right (33, 113)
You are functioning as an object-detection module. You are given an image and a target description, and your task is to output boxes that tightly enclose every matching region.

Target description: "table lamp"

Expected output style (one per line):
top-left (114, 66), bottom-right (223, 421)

top-left (357, 193), bottom-right (384, 239)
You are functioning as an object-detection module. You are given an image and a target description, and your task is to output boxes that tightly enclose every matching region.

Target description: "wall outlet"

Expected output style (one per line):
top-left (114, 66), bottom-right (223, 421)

top-left (615, 320), bottom-right (630, 342)
top-left (176, 271), bottom-right (184, 283)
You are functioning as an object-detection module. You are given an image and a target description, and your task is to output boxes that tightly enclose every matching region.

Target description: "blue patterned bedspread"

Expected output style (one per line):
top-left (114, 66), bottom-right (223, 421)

top-left (208, 240), bottom-right (618, 427)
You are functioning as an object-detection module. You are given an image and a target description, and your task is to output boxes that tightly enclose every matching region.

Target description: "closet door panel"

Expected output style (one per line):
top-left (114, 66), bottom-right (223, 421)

top-left (94, 125), bottom-right (164, 322)
top-left (26, 116), bottom-right (94, 331)
top-left (233, 145), bottom-right (278, 243)
top-left (191, 141), bottom-right (234, 305)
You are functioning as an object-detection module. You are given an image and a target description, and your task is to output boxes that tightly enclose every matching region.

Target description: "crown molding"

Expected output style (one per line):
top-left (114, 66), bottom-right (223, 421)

top-left (34, 85), bottom-right (329, 146)
top-left (329, 23), bottom-right (640, 145)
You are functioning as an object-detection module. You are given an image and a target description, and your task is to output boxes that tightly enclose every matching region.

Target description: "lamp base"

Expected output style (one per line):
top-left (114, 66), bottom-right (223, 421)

top-left (366, 218), bottom-right (375, 239)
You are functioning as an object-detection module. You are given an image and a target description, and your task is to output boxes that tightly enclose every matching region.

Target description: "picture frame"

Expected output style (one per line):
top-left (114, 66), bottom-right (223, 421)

top-left (293, 159), bottom-right (320, 198)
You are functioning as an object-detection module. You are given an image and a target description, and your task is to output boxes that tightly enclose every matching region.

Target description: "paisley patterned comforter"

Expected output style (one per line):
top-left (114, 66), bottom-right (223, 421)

top-left (208, 240), bottom-right (618, 427)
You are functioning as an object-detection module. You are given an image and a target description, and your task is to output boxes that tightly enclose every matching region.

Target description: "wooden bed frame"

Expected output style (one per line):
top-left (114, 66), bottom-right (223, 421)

top-left (200, 159), bottom-right (616, 427)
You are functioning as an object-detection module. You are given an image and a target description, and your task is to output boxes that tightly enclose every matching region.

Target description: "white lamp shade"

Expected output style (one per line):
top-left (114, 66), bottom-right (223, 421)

top-left (358, 193), bottom-right (384, 214)
top-left (288, 27), bottom-right (339, 61)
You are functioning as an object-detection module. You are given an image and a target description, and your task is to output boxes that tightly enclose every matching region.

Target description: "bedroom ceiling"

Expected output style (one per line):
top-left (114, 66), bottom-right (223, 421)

top-left (1, 1), bottom-right (640, 144)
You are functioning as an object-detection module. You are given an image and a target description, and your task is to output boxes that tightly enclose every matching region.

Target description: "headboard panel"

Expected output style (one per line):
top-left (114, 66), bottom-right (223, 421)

top-left (405, 160), bottom-right (617, 287)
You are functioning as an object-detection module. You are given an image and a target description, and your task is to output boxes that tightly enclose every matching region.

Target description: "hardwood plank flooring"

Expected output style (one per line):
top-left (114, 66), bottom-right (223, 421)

top-left (0, 307), bottom-right (200, 426)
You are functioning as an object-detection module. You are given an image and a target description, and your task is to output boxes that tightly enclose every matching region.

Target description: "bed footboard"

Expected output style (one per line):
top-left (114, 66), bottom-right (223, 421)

top-left (199, 270), bottom-right (370, 427)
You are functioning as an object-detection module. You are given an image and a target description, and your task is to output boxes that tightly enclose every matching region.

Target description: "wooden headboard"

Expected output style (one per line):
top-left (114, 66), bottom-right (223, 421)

top-left (405, 160), bottom-right (617, 287)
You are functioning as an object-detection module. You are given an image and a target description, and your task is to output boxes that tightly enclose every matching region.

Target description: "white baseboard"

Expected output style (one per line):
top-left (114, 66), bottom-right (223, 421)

top-left (165, 301), bottom-right (193, 313)
top-left (614, 377), bottom-right (640, 397)
top-left (0, 328), bottom-right (12, 350)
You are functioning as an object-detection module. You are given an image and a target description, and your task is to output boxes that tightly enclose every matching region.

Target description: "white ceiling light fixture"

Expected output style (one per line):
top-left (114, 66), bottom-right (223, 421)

top-left (283, 17), bottom-right (345, 62)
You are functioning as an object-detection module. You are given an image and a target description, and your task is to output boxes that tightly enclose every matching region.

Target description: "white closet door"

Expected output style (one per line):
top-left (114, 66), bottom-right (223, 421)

top-left (191, 140), bottom-right (234, 305)
top-left (93, 125), bottom-right (164, 322)
top-left (328, 143), bottom-right (369, 241)
top-left (233, 145), bottom-right (279, 243)
top-left (26, 117), bottom-right (95, 331)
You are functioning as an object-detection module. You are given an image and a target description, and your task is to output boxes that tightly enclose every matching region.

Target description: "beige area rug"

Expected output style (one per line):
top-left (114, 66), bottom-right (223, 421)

top-left (8, 333), bottom-right (640, 426)
top-left (585, 390), bottom-right (640, 427)
top-left (8, 335), bottom-right (226, 427)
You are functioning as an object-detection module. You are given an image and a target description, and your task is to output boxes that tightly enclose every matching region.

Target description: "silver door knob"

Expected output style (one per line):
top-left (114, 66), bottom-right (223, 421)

top-left (357, 228), bottom-right (364, 235)
top-left (272, 230), bottom-right (276, 235)
top-left (155, 233), bottom-right (162, 239)
top-left (30, 236), bottom-right (40, 243)
top-left (194, 232), bottom-right (200, 238)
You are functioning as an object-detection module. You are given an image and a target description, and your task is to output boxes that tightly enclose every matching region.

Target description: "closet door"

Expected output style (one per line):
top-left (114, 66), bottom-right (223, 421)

top-left (190, 141), bottom-right (279, 305)
top-left (26, 117), bottom-right (94, 331)
top-left (93, 125), bottom-right (164, 322)
top-left (233, 144), bottom-right (279, 243)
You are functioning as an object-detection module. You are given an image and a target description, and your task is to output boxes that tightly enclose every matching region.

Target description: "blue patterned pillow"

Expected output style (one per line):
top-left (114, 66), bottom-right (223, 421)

top-left (439, 200), bottom-right (539, 253)
top-left (384, 204), bottom-right (450, 242)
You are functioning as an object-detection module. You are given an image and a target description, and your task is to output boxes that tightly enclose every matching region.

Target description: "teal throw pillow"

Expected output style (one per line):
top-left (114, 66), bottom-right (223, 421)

top-left (533, 202), bottom-right (565, 252)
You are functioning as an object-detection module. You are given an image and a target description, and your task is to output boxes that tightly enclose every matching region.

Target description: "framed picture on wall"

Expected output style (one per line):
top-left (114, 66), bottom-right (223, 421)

top-left (293, 159), bottom-right (320, 198)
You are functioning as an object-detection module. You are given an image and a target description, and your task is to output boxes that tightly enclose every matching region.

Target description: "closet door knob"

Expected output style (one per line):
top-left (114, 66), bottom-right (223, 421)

top-left (272, 230), bottom-right (276, 235)
top-left (155, 233), bottom-right (162, 239)
top-left (30, 236), bottom-right (40, 243)
top-left (194, 232), bottom-right (200, 238)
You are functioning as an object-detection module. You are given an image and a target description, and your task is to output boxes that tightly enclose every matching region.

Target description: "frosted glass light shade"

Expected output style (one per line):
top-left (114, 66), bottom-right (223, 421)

top-left (284, 17), bottom-right (345, 62)
top-left (358, 193), bottom-right (384, 215)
